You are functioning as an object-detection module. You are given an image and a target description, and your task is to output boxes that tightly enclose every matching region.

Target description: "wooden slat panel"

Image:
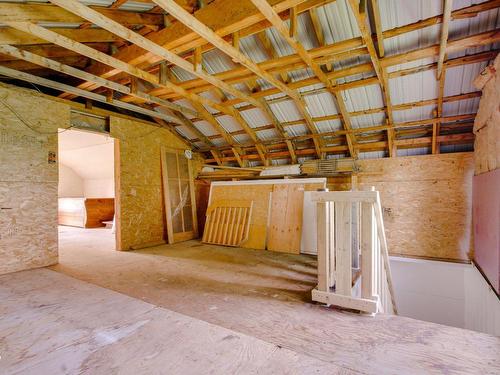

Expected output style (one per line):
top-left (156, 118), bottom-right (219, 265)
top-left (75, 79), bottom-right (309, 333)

top-left (202, 201), bottom-right (253, 247)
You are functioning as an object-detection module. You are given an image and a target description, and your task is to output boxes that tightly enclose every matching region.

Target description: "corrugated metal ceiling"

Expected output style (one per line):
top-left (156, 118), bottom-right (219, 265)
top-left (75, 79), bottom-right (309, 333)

top-left (15, 0), bottom-right (495, 158)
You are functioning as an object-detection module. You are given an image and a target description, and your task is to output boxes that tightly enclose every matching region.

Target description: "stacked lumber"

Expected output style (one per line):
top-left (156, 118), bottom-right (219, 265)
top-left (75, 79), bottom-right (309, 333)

top-left (301, 158), bottom-right (358, 175)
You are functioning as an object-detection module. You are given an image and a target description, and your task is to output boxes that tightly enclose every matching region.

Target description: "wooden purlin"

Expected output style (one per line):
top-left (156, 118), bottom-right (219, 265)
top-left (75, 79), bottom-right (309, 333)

top-left (4, 22), bottom-right (220, 116)
top-left (62, 0), bottom-right (337, 97)
top-left (186, 47), bottom-right (491, 127)
top-left (1, 0), bottom-right (497, 162)
top-left (0, 2), bottom-right (165, 26)
top-left (203, 131), bottom-right (475, 163)
top-left (152, 0), bottom-right (324, 158)
top-left (5, 21), bottom-right (263, 154)
top-left (0, 44), bottom-right (216, 142)
top-left (48, 0), bottom-right (267, 110)
top-left (0, 65), bottom-right (188, 125)
top-left (49, 0), bottom-right (281, 164)
top-left (249, 0), bottom-right (356, 158)
top-left (64, 0), bottom-right (500, 98)
top-left (135, 30), bottom-right (499, 105)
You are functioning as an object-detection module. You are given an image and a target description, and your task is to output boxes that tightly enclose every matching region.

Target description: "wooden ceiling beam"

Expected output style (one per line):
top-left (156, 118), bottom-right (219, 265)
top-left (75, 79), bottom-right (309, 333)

top-left (0, 28), bottom-right (121, 45)
top-left (369, 0), bottom-right (384, 57)
top-left (203, 132), bottom-right (474, 163)
top-left (348, 0), bottom-right (395, 157)
top-left (49, 0), bottom-right (266, 110)
top-left (250, 0), bottom-right (357, 158)
top-left (433, 0), bottom-right (453, 154)
top-left (0, 3), bottom-right (164, 26)
top-left (152, 0), bottom-right (300, 101)
top-left (0, 65), bottom-right (188, 125)
top-left (1, 26), bottom-right (205, 118)
top-left (309, 7), bottom-right (332, 71)
top-left (0, 56), bottom-right (89, 72)
top-left (151, 0), bottom-right (321, 159)
top-left (131, 46), bottom-right (488, 127)
top-left (59, 0), bottom-right (495, 102)
top-left (0, 46), bottom-right (215, 137)
top-left (0, 43), bottom-right (111, 63)
top-left (4, 21), bottom-right (261, 130)
top-left (437, 0), bottom-right (453, 79)
top-left (78, 0), bottom-right (333, 86)
top-left (195, 112), bottom-right (476, 152)
top-left (138, 29), bottom-right (499, 105)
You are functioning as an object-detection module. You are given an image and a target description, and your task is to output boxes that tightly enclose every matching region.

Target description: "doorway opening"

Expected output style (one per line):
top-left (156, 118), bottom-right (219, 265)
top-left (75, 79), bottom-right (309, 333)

top-left (57, 128), bottom-right (116, 252)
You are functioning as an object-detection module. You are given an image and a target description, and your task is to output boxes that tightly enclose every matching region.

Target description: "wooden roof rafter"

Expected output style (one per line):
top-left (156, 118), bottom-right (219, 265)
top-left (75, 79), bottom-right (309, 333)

top-left (48, 0), bottom-right (298, 165)
top-left (4, 21), bottom-right (268, 155)
top-left (434, 0), bottom-right (453, 154)
top-left (0, 0), bottom-right (497, 163)
top-left (249, 0), bottom-right (357, 158)
top-left (0, 2), bottom-right (165, 26)
top-left (188, 91), bottom-right (482, 144)
top-left (348, 0), bottom-right (396, 157)
top-left (151, 0), bottom-right (325, 158)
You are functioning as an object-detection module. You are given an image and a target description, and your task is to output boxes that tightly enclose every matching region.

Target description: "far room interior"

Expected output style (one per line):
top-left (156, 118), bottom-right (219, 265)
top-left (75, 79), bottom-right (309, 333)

top-left (58, 127), bottom-right (116, 251)
top-left (0, 0), bottom-right (499, 374)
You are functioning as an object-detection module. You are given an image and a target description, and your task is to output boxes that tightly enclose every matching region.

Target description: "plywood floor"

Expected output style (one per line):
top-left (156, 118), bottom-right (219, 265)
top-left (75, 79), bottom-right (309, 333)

top-left (0, 268), bottom-right (349, 374)
top-left (47, 226), bottom-right (500, 374)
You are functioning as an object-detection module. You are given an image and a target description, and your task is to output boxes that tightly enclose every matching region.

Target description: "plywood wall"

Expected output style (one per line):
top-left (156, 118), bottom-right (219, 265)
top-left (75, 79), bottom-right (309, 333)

top-left (110, 117), bottom-right (190, 250)
top-left (355, 153), bottom-right (474, 261)
top-left (0, 83), bottom-right (69, 275)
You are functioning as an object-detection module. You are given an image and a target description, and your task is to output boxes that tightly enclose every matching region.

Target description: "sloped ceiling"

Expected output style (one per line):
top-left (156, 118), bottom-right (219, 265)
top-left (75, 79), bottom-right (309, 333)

top-left (58, 129), bottom-right (114, 180)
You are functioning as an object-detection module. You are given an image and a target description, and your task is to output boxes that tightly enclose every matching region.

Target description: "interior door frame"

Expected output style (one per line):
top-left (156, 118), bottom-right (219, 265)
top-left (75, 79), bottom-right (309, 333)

top-left (160, 146), bottom-right (198, 244)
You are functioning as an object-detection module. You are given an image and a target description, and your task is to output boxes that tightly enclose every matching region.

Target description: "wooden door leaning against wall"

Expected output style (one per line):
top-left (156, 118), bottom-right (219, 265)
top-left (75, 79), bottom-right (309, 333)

top-left (161, 147), bottom-right (198, 244)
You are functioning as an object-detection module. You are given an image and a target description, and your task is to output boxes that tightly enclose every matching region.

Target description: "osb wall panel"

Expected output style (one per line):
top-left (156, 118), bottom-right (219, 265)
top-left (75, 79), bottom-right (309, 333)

top-left (473, 54), bottom-right (500, 175)
top-left (357, 153), bottom-right (474, 261)
top-left (110, 117), bottom-right (187, 250)
top-left (209, 181), bottom-right (325, 250)
top-left (0, 83), bottom-right (69, 275)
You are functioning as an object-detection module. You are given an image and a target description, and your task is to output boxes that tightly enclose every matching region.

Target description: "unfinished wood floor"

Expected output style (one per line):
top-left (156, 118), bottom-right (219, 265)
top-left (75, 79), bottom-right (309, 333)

top-left (0, 268), bottom-right (349, 374)
top-left (48, 226), bottom-right (500, 374)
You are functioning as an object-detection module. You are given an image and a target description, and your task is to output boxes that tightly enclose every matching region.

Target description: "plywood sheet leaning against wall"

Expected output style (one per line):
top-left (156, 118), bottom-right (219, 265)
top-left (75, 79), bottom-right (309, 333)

top-left (110, 116), bottom-right (190, 250)
top-left (267, 184), bottom-right (305, 254)
top-left (208, 179), bottom-right (326, 252)
top-left (0, 83), bottom-right (70, 274)
top-left (473, 53), bottom-right (500, 175)
top-left (356, 153), bottom-right (474, 262)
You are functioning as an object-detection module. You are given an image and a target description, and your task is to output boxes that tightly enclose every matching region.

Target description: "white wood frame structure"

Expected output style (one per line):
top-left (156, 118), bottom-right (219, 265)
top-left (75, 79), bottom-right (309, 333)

top-left (311, 190), bottom-right (397, 314)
